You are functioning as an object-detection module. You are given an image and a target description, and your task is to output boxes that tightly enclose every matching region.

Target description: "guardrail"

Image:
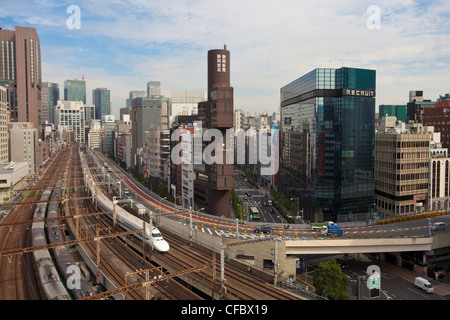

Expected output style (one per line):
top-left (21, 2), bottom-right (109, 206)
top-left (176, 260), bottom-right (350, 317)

top-left (377, 211), bottom-right (450, 225)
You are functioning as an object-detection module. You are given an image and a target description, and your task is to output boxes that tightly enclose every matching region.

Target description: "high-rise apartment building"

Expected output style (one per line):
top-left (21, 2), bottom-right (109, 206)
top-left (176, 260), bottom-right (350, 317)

top-left (195, 47), bottom-right (234, 217)
top-left (93, 87), bottom-right (111, 120)
top-left (64, 79), bottom-right (86, 104)
top-left (0, 26), bottom-right (41, 130)
top-left (40, 82), bottom-right (59, 125)
top-left (280, 67), bottom-right (376, 221)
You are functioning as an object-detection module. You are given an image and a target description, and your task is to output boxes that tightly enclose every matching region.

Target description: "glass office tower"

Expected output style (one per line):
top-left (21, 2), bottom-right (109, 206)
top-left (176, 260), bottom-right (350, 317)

top-left (93, 87), bottom-right (111, 120)
top-left (280, 67), bottom-right (376, 221)
top-left (64, 79), bottom-right (86, 104)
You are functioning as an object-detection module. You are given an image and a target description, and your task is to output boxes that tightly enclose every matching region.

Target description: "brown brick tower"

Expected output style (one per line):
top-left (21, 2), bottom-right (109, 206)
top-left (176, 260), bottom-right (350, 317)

top-left (196, 46), bottom-right (234, 217)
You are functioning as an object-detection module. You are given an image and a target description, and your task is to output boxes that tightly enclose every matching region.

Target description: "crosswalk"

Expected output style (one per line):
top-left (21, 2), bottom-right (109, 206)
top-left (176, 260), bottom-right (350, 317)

top-left (178, 221), bottom-right (311, 240)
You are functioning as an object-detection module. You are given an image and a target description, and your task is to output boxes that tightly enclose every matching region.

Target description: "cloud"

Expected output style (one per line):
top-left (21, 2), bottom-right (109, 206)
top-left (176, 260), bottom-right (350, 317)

top-left (2, 0), bottom-right (449, 115)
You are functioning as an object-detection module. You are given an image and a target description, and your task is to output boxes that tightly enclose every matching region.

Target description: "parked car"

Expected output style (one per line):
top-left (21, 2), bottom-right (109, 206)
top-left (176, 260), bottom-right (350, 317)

top-left (254, 226), bottom-right (272, 234)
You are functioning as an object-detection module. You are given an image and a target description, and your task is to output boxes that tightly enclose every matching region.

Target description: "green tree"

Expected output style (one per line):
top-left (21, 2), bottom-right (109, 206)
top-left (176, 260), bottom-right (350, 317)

top-left (313, 260), bottom-right (349, 300)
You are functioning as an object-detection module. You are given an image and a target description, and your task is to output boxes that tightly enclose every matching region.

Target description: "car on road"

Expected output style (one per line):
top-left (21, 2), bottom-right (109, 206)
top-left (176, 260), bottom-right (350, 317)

top-left (269, 207), bottom-right (274, 214)
top-left (263, 201), bottom-right (267, 206)
top-left (245, 192), bottom-right (251, 197)
top-left (254, 226), bottom-right (272, 234)
top-left (431, 222), bottom-right (446, 232)
top-left (336, 259), bottom-right (349, 269)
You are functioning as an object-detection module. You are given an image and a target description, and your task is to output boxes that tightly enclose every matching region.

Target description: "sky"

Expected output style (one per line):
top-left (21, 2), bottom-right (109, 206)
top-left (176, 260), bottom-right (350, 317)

top-left (1, 0), bottom-right (449, 119)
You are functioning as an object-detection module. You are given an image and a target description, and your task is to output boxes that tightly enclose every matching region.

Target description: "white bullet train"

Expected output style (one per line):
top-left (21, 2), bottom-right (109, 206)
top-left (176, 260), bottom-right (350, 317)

top-left (83, 153), bottom-right (169, 253)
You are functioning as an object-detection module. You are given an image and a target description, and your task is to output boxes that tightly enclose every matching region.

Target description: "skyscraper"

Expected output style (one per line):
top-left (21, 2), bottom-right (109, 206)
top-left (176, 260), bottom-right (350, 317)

top-left (92, 87), bottom-right (111, 120)
top-left (195, 46), bottom-right (234, 217)
top-left (64, 79), bottom-right (86, 104)
top-left (0, 86), bottom-right (8, 163)
top-left (40, 82), bottom-right (59, 125)
top-left (280, 67), bottom-right (376, 221)
top-left (147, 81), bottom-right (161, 97)
top-left (55, 100), bottom-right (85, 143)
top-left (0, 26), bottom-right (41, 130)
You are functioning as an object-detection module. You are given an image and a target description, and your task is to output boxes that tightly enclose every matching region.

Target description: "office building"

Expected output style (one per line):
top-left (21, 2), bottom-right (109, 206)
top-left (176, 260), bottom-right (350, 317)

top-left (40, 82), bottom-right (59, 125)
top-left (406, 91), bottom-right (435, 124)
top-left (171, 91), bottom-right (206, 120)
top-left (101, 115), bottom-right (115, 154)
top-left (64, 79), bottom-right (86, 104)
top-left (93, 87), bottom-right (111, 120)
top-left (0, 87), bottom-right (8, 163)
top-left (423, 105), bottom-right (450, 149)
top-left (0, 26), bottom-right (41, 130)
top-left (131, 97), bottom-right (162, 171)
top-left (147, 81), bottom-right (161, 97)
top-left (379, 105), bottom-right (407, 123)
top-left (8, 122), bottom-right (39, 175)
top-left (0, 162), bottom-right (29, 204)
top-left (375, 117), bottom-right (435, 216)
top-left (195, 47), bottom-right (234, 217)
top-left (54, 100), bottom-right (85, 143)
top-left (234, 109), bottom-right (246, 131)
top-left (126, 90), bottom-right (146, 107)
top-left (280, 67), bottom-right (376, 221)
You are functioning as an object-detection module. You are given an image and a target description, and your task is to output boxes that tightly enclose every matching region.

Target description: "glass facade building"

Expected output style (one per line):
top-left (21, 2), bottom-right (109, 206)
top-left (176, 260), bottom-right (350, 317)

top-left (93, 87), bottom-right (111, 120)
top-left (379, 105), bottom-right (407, 123)
top-left (64, 79), bottom-right (86, 104)
top-left (280, 67), bottom-right (376, 221)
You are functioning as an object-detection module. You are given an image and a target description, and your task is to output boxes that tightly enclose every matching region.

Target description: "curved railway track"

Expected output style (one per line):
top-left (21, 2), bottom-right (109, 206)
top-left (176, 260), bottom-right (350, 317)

top-left (74, 148), bottom-right (199, 300)
top-left (89, 149), bottom-right (302, 300)
top-left (156, 234), bottom-right (300, 300)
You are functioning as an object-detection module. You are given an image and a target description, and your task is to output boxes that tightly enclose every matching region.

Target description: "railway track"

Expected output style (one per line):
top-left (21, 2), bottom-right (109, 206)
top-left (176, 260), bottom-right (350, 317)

top-left (0, 149), bottom-right (69, 299)
top-left (151, 234), bottom-right (301, 300)
top-left (75, 148), bottom-right (200, 300)
top-left (89, 148), bottom-right (302, 300)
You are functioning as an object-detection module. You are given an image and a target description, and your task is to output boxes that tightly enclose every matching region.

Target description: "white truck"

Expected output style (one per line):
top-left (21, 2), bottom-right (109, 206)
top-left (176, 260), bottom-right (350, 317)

top-left (311, 221), bottom-right (334, 231)
top-left (415, 277), bottom-right (434, 293)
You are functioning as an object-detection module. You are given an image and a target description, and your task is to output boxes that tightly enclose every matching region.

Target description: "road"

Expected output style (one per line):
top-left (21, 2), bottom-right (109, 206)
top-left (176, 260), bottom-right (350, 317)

top-left (233, 171), bottom-right (286, 224)
top-left (298, 255), bottom-right (450, 300)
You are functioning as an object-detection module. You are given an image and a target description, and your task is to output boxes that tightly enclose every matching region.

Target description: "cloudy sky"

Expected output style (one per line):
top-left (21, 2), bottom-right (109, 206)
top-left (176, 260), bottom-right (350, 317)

top-left (1, 0), bottom-right (449, 118)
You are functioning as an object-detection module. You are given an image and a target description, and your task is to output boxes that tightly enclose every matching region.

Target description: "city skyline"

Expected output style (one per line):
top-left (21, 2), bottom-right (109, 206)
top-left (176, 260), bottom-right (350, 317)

top-left (0, 0), bottom-right (449, 119)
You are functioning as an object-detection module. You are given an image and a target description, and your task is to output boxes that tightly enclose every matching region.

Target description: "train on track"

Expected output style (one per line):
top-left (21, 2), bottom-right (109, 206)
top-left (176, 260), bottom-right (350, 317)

top-left (31, 189), bottom-right (72, 300)
top-left (46, 180), bottom-right (96, 299)
top-left (85, 158), bottom-right (169, 253)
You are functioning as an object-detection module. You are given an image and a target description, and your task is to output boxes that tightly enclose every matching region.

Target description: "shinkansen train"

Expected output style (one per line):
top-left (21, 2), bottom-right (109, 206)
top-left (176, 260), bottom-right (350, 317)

top-left (86, 171), bottom-right (169, 252)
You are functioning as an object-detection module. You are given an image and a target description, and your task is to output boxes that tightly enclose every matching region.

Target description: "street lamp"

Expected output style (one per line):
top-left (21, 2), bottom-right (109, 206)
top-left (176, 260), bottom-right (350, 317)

top-left (290, 197), bottom-right (301, 221)
top-left (189, 207), bottom-right (204, 246)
